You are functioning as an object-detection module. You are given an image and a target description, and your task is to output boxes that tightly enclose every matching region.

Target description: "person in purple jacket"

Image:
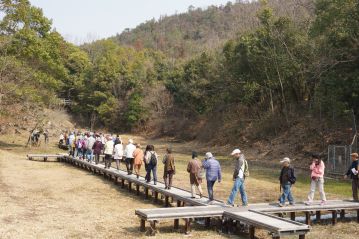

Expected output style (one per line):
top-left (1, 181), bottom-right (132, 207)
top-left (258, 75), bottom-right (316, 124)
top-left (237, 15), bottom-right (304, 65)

top-left (202, 152), bottom-right (222, 202)
top-left (92, 136), bottom-right (103, 165)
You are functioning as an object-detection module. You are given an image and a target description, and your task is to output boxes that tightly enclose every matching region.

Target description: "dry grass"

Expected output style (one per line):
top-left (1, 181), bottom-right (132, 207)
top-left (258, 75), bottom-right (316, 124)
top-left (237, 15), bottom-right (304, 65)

top-left (0, 134), bottom-right (358, 239)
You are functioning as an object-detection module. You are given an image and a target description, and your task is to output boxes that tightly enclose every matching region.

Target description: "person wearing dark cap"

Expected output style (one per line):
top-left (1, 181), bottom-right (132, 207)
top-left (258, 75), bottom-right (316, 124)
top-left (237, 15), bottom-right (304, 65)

top-left (344, 153), bottom-right (359, 201)
top-left (187, 151), bottom-right (203, 198)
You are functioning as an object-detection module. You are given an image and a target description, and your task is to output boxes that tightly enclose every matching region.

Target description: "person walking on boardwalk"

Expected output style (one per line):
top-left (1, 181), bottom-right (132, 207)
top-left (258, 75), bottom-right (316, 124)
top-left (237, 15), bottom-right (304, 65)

top-left (68, 132), bottom-right (76, 156)
top-left (133, 143), bottom-right (144, 179)
top-left (278, 157), bottom-right (296, 207)
top-left (202, 152), bottom-right (222, 202)
top-left (162, 148), bottom-right (175, 190)
top-left (103, 136), bottom-right (114, 169)
top-left (305, 154), bottom-right (327, 206)
top-left (344, 152), bottom-right (359, 201)
top-left (124, 139), bottom-right (136, 175)
top-left (86, 133), bottom-right (96, 163)
top-left (144, 145), bottom-right (158, 185)
top-left (113, 139), bottom-right (123, 170)
top-left (187, 151), bottom-right (203, 198)
top-left (92, 136), bottom-right (103, 165)
top-left (226, 149), bottom-right (249, 207)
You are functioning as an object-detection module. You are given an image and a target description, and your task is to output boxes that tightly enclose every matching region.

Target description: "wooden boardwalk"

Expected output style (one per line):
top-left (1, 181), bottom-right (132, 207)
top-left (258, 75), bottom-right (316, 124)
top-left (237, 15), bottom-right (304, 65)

top-left (30, 154), bottom-right (359, 238)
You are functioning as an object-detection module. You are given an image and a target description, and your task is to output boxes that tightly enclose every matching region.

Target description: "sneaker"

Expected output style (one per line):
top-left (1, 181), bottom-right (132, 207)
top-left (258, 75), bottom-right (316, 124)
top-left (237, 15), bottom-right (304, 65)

top-left (278, 203), bottom-right (284, 207)
top-left (305, 202), bottom-right (312, 206)
top-left (289, 202), bottom-right (295, 206)
top-left (320, 201), bottom-right (326, 206)
top-left (225, 202), bottom-right (234, 207)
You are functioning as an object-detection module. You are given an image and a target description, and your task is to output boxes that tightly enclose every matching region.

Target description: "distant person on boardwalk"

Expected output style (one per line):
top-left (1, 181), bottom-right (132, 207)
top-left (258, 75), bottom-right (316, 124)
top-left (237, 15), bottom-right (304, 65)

top-left (144, 145), bottom-right (158, 185)
top-left (187, 151), bottom-right (203, 198)
top-left (68, 132), bottom-right (76, 156)
top-left (92, 136), bottom-right (103, 165)
top-left (103, 136), bottom-right (114, 169)
top-left (227, 149), bottom-right (249, 207)
top-left (202, 152), bottom-right (222, 202)
top-left (278, 157), bottom-right (296, 207)
top-left (162, 148), bottom-right (175, 190)
top-left (344, 152), bottom-right (359, 201)
top-left (113, 139), bottom-right (123, 170)
top-left (133, 144), bottom-right (144, 179)
top-left (124, 139), bottom-right (136, 175)
top-left (305, 154), bottom-right (327, 206)
top-left (43, 129), bottom-right (49, 144)
top-left (86, 133), bottom-right (96, 163)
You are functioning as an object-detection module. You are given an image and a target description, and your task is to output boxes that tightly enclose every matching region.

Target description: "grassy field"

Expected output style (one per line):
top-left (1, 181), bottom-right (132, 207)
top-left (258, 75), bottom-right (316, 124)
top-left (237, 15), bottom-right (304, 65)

top-left (0, 134), bottom-right (357, 239)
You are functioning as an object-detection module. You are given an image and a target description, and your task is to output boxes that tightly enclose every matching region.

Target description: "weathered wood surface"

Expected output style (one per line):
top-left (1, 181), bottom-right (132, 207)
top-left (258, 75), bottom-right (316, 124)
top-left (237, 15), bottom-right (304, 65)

top-left (136, 205), bottom-right (224, 220)
top-left (62, 156), bottom-right (223, 206)
top-left (224, 210), bottom-right (310, 236)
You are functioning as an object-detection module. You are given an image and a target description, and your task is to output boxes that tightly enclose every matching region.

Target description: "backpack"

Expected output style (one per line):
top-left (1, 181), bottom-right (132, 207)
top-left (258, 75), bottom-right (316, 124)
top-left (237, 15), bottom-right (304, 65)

top-left (150, 152), bottom-right (157, 166)
top-left (289, 167), bottom-right (296, 184)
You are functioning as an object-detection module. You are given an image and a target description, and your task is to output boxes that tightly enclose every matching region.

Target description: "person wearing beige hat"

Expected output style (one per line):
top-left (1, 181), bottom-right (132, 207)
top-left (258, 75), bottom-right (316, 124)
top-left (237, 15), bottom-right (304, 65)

top-left (344, 152), bottom-right (359, 201)
top-left (278, 157), bottom-right (296, 207)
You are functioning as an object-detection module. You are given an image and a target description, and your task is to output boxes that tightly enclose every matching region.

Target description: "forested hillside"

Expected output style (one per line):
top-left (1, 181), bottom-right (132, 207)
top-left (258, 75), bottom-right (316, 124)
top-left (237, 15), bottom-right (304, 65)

top-left (113, 0), bottom-right (314, 60)
top-left (1, 0), bottom-right (358, 155)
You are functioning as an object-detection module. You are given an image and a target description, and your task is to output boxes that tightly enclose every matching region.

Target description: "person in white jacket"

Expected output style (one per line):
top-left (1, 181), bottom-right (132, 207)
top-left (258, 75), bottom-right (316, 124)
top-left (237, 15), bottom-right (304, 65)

top-left (103, 136), bottom-right (114, 169)
top-left (124, 139), bottom-right (136, 175)
top-left (114, 140), bottom-right (124, 170)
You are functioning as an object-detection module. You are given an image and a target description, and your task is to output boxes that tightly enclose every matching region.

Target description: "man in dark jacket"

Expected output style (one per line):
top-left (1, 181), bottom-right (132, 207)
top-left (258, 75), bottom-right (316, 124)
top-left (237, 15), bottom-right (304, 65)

top-left (344, 153), bottom-right (359, 201)
top-left (278, 157), bottom-right (295, 207)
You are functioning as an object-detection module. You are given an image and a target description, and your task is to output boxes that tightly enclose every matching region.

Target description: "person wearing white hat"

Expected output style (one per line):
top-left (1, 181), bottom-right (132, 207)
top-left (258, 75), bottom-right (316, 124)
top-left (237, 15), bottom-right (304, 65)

top-left (103, 136), bottom-right (114, 169)
top-left (226, 149), bottom-right (249, 207)
top-left (278, 157), bottom-right (296, 207)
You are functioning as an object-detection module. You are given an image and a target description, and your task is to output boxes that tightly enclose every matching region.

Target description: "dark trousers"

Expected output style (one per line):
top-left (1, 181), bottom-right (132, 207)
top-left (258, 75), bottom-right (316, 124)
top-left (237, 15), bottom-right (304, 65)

top-left (164, 170), bottom-right (174, 189)
top-left (95, 154), bottom-right (100, 164)
top-left (145, 165), bottom-right (157, 183)
top-left (104, 154), bottom-right (112, 169)
top-left (125, 158), bottom-right (134, 174)
top-left (207, 180), bottom-right (216, 200)
top-left (353, 178), bottom-right (359, 201)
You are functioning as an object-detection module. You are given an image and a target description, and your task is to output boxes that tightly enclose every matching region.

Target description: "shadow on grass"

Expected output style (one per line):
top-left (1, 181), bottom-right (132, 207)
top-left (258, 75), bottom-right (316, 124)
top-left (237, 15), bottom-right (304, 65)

top-left (0, 140), bottom-right (23, 149)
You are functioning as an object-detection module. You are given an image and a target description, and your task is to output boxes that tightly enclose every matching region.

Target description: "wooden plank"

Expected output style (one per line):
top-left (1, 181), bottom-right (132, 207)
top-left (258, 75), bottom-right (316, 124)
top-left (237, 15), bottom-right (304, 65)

top-left (224, 211), bottom-right (310, 234)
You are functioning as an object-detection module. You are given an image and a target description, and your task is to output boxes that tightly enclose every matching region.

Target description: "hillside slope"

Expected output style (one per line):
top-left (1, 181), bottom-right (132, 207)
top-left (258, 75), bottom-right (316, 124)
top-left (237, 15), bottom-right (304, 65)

top-left (112, 0), bottom-right (314, 59)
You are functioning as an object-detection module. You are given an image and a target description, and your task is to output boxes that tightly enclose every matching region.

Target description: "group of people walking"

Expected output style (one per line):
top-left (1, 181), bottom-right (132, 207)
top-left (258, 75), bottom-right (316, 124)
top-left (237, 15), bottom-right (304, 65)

top-left (59, 131), bottom-right (359, 206)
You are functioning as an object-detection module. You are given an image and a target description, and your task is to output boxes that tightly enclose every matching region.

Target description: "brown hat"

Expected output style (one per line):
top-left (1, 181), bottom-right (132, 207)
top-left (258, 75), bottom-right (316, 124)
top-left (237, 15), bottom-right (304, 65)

top-left (351, 153), bottom-right (359, 158)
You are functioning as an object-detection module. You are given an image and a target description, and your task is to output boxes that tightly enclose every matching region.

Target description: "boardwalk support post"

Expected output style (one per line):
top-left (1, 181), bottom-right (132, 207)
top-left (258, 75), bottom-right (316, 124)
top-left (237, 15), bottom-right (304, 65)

top-left (331, 211), bottom-right (337, 225)
top-left (299, 235), bottom-right (306, 239)
top-left (145, 188), bottom-right (149, 199)
top-left (249, 226), bottom-right (255, 239)
top-left (140, 219), bottom-right (146, 232)
top-left (185, 219), bottom-right (192, 235)
top-left (290, 212), bottom-right (296, 221)
top-left (305, 212), bottom-right (311, 225)
top-left (165, 196), bottom-right (169, 207)
top-left (340, 210), bottom-right (345, 220)
top-left (316, 211), bottom-right (321, 223)
top-left (136, 184), bottom-right (140, 196)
